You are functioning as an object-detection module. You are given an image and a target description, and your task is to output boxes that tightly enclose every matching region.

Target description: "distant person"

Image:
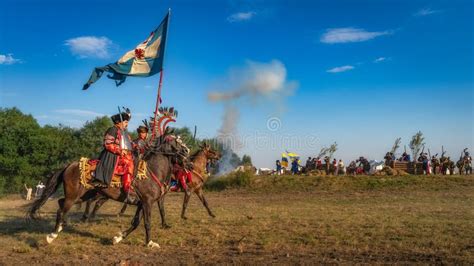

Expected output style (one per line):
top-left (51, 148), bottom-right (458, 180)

top-left (24, 184), bottom-right (32, 201)
top-left (316, 158), bottom-right (322, 170)
top-left (291, 159), bottom-right (299, 175)
top-left (400, 152), bottom-right (410, 162)
top-left (35, 182), bottom-right (45, 198)
top-left (276, 160), bottom-right (282, 175)
top-left (338, 159), bottom-right (345, 175)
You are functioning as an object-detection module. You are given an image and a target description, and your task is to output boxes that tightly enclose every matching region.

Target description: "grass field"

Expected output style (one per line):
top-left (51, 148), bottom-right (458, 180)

top-left (0, 174), bottom-right (473, 264)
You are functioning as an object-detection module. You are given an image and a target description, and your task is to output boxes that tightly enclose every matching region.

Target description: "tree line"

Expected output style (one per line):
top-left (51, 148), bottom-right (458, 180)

top-left (0, 107), bottom-right (251, 195)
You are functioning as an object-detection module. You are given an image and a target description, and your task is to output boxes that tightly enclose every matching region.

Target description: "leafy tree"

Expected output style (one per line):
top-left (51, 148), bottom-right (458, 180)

top-left (241, 155), bottom-right (253, 166)
top-left (409, 131), bottom-right (425, 162)
top-left (390, 137), bottom-right (402, 154)
top-left (74, 117), bottom-right (112, 158)
top-left (409, 131), bottom-right (425, 174)
top-left (0, 108), bottom-right (43, 194)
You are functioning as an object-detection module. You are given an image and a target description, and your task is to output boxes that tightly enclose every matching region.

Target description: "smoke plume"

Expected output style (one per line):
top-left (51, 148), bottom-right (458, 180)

top-left (208, 60), bottom-right (297, 103)
top-left (210, 60), bottom-right (297, 175)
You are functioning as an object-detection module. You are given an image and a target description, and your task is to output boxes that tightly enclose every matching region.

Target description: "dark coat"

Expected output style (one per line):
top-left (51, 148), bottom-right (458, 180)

top-left (95, 126), bottom-right (121, 185)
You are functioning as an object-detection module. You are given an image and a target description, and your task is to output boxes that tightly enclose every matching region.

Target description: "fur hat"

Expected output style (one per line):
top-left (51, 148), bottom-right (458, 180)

top-left (111, 112), bottom-right (131, 124)
top-left (137, 125), bottom-right (149, 133)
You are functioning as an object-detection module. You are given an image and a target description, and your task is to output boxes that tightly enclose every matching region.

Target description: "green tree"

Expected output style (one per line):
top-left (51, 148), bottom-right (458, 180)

top-left (0, 108), bottom-right (43, 194)
top-left (409, 131), bottom-right (425, 174)
top-left (74, 116), bottom-right (112, 158)
top-left (241, 154), bottom-right (253, 166)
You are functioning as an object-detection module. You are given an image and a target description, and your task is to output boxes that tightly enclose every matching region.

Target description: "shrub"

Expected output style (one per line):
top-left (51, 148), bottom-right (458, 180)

top-left (205, 171), bottom-right (253, 191)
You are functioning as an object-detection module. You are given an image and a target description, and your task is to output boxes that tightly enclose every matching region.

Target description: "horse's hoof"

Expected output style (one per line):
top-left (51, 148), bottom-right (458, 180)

top-left (181, 216), bottom-right (188, 220)
top-left (147, 240), bottom-right (160, 248)
top-left (46, 233), bottom-right (58, 244)
top-left (112, 233), bottom-right (123, 245)
top-left (162, 224), bottom-right (172, 229)
top-left (210, 214), bottom-right (216, 218)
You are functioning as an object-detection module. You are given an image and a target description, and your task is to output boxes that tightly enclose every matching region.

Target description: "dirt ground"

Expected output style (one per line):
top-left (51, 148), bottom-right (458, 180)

top-left (0, 175), bottom-right (473, 265)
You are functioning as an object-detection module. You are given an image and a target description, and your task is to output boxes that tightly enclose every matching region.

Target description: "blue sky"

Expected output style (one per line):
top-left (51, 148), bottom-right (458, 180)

top-left (1, 0), bottom-right (473, 167)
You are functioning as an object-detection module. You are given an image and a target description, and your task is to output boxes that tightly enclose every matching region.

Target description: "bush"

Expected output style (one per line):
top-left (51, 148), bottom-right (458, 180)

top-left (205, 171), bottom-right (253, 191)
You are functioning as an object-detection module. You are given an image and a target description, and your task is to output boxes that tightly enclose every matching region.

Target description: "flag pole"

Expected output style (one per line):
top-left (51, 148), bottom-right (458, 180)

top-left (151, 8), bottom-right (171, 139)
top-left (152, 70), bottom-right (164, 139)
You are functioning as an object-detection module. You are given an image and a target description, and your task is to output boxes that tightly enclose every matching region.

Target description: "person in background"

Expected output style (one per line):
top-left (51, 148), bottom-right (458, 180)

top-left (338, 159), bottom-right (345, 175)
top-left (291, 159), bottom-right (299, 175)
top-left (276, 160), bottom-right (282, 175)
top-left (24, 184), bottom-right (32, 201)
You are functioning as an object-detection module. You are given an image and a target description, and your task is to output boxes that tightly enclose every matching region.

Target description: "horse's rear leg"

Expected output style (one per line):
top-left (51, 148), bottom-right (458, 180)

top-left (47, 197), bottom-right (75, 244)
top-left (195, 188), bottom-right (215, 218)
top-left (113, 203), bottom-right (142, 245)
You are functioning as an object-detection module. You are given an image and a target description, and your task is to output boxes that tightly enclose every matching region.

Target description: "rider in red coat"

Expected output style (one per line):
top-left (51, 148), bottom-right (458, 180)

top-left (94, 111), bottom-right (134, 196)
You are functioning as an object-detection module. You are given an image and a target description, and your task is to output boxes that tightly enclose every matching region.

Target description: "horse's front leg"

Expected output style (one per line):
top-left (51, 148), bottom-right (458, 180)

top-left (143, 200), bottom-right (160, 248)
top-left (90, 197), bottom-right (108, 220)
top-left (195, 188), bottom-right (216, 218)
top-left (157, 196), bottom-right (171, 229)
top-left (181, 191), bottom-right (191, 220)
top-left (81, 199), bottom-right (93, 222)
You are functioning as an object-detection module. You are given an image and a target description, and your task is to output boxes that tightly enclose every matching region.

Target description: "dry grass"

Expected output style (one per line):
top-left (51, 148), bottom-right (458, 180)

top-left (0, 174), bottom-right (473, 264)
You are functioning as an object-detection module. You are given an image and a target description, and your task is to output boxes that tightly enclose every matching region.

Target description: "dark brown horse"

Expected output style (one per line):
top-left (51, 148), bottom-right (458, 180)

top-left (81, 142), bottom-right (220, 222)
top-left (28, 131), bottom-right (188, 248)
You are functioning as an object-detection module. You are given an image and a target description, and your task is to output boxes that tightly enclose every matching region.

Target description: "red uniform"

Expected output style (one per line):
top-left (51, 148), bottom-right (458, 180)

top-left (171, 163), bottom-right (192, 192)
top-left (95, 125), bottom-right (134, 193)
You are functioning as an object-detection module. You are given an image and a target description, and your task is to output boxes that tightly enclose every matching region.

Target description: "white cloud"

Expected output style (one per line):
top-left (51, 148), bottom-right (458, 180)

top-left (227, 11), bottom-right (257, 22)
top-left (0, 54), bottom-right (21, 65)
top-left (54, 109), bottom-right (105, 117)
top-left (327, 65), bottom-right (354, 73)
top-left (320, 27), bottom-right (392, 44)
top-left (374, 57), bottom-right (386, 63)
top-left (64, 36), bottom-right (112, 58)
top-left (414, 8), bottom-right (441, 17)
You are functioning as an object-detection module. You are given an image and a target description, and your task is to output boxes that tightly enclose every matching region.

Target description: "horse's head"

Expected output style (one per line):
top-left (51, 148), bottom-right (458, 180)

top-left (200, 142), bottom-right (220, 162)
top-left (147, 128), bottom-right (190, 166)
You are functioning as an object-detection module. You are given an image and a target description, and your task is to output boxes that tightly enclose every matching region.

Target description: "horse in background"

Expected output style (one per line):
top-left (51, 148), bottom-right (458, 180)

top-left (180, 142), bottom-right (220, 220)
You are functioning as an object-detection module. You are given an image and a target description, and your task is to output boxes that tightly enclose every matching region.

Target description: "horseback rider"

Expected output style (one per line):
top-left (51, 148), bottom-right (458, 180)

top-left (94, 110), bottom-right (135, 198)
top-left (133, 125), bottom-right (149, 159)
top-left (170, 136), bottom-right (192, 195)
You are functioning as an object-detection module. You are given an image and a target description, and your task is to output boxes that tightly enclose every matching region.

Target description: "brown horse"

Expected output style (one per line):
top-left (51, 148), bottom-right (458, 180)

top-left (28, 132), bottom-right (188, 248)
top-left (181, 142), bottom-right (220, 220)
top-left (82, 142), bottom-right (220, 222)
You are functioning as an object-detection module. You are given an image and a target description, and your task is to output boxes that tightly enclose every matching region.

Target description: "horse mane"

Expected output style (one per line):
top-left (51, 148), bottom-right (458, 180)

top-left (143, 133), bottom-right (169, 160)
top-left (189, 149), bottom-right (204, 161)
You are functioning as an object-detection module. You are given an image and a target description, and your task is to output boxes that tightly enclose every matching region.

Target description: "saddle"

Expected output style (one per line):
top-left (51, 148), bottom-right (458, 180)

top-left (79, 157), bottom-right (122, 189)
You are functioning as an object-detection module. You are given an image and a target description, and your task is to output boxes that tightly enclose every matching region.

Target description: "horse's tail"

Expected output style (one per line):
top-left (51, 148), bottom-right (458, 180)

top-left (27, 164), bottom-right (68, 220)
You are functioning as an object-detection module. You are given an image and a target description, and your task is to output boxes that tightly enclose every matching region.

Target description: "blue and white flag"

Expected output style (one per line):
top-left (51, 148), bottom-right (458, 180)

top-left (83, 11), bottom-right (169, 90)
